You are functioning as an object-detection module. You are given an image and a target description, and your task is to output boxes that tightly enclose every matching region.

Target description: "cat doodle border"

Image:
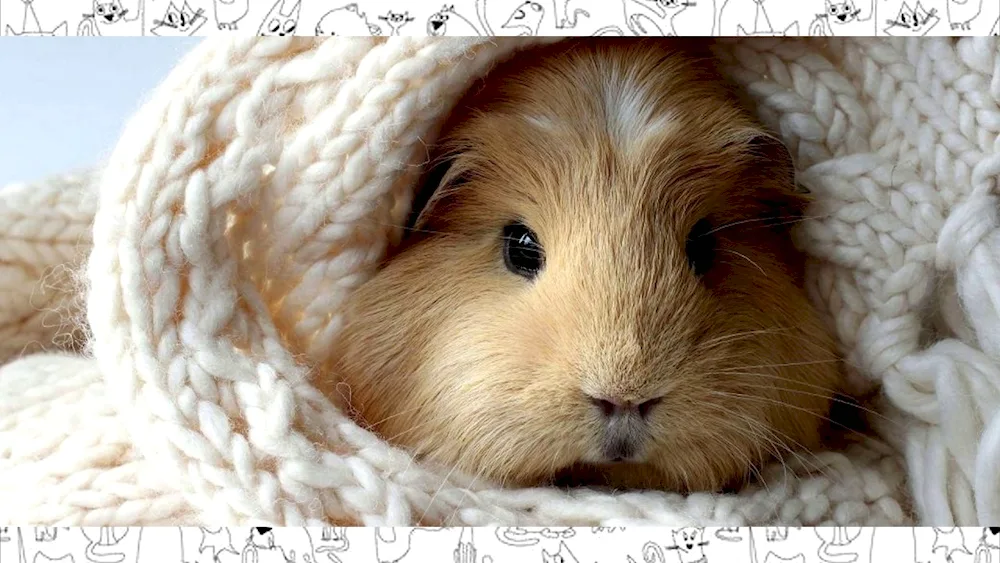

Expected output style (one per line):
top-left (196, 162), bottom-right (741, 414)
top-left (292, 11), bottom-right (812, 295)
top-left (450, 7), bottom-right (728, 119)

top-left (0, 0), bottom-right (998, 37)
top-left (0, 527), bottom-right (999, 563)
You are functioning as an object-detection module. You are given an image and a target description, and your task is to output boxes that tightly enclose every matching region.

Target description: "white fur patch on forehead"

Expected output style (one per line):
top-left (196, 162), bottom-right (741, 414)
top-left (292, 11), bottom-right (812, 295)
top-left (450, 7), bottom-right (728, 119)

top-left (602, 73), bottom-right (678, 151)
top-left (523, 114), bottom-right (560, 131)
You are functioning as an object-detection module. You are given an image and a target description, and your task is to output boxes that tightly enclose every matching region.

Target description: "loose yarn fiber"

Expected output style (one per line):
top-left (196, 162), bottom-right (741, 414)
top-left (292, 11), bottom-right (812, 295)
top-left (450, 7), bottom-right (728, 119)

top-left (1, 36), bottom-right (999, 527)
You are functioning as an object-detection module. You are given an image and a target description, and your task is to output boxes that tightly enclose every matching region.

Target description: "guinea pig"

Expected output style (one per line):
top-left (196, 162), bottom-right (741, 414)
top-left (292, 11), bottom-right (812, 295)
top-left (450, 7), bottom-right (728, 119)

top-left (324, 38), bottom-right (849, 492)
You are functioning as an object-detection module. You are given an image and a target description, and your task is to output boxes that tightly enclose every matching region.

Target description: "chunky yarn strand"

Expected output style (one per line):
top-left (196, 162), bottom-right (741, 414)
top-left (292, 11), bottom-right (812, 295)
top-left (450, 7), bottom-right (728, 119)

top-left (2, 36), bottom-right (999, 526)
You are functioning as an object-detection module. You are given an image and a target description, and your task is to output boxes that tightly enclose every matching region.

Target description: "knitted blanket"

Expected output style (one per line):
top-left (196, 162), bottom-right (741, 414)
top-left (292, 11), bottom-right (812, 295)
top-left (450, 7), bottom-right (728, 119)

top-left (1, 36), bottom-right (999, 527)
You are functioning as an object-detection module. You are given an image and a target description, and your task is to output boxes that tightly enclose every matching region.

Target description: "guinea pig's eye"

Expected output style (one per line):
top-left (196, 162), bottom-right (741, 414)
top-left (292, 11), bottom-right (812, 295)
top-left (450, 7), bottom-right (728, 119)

top-left (502, 222), bottom-right (544, 279)
top-left (685, 218), bottom-right (715, 277)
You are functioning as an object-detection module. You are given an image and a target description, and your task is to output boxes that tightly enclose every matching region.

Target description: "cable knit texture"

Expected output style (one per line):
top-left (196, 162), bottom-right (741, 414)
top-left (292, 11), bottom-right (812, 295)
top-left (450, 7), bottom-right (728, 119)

top-left (1, 36), bottom-right (999, 527)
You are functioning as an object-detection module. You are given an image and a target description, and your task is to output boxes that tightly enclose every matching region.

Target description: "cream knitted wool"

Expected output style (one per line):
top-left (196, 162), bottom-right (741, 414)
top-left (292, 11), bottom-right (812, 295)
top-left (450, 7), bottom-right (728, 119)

top-left (1, 36), bottom-right (998, 526)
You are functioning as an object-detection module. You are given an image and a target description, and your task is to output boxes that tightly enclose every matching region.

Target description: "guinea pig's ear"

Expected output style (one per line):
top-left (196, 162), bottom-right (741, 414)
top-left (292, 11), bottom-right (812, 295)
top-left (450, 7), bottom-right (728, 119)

top-left (743, 131), bottom-right (811, 233)
top-left (404, 153), bottom-right (470, 236)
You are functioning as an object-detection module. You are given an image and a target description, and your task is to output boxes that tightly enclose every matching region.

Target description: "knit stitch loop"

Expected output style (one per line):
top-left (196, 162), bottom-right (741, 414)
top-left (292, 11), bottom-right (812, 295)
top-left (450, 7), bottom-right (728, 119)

top-left (936, 194), bottom-right (999, 270)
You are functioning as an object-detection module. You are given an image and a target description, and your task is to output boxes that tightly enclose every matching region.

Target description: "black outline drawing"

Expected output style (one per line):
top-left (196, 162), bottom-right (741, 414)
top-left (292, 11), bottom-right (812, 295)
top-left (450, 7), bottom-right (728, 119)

top-left (3, 0), bottom-right (67, 36)
top-left (76, 0), bottom-right (145, 36)
top-left (991, 16), bottom-right (1000, 34)
top-left (316, 2), bottom-right (384, 37)
top-left (427, 4), bottom-right (485, 35)
top-left (808, 0), bottom-right (876, 35)
top-left (765, 529), bottom-right (789, 542)
top-left (623, 0), bottom-right (704, 35)
top-left (315, 4), bottom-right (382, 35)
top-left (882, 0), bottom-right (940, 35)
top-left (34, 529), bottom-right (67, 543)
top-left (932, 528), bottom-right (972, 563)
top-left (975, 528), bottom-right (1000, 563)
top-left (717, 0), bottom-right (800, 36)
top-left (212, 0), bottom-right (250, 31)
top-left (83, 528), bottom-right (139, 563)
top-left (479, 0), bottom-right (594, 35)
top-left (550, 0), bottom-right (592, 29)
top-left (541, 541), bottom-right (580, 563)
top-left (198, 527), bottom-right (240, 563)
top-left (377, 10), bottom-right (416, 35)
top-left (256, 0), bottom-right (301, 36)
top-left (33, 553), bottom-right (76, 563)
top-left (315, 528), bottom-right (349, 563)
top-left (815, 528), bottom-right (874, 563)
top-left (715, 528), bottom-right (744, 543)
top-left (946, 0), bottom-right (983, 30)
top-left (452, 528), bottom-right (484, 563)
top-left (748, 528), bottom-right (803, 563)
top-left (213, 0), bottom-right (248, 30)
top-left (150, 1), bottom-right (207, 36)
top-left (666, 527), bottom-right (709, 563)
top-left (500, 1), bottom-right (546, 35)
top-left (375, 528), bottom-right (447, 563)
top-left (495, 528), bottom-right (576, 547)
top-left (0, 526), bottom-right (968, 563)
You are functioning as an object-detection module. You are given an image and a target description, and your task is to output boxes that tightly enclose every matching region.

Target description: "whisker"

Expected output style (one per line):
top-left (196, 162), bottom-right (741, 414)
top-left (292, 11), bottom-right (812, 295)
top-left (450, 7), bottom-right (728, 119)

top-left (707, 402), bottom-right (839, 485)
top-left (705, 390), bottom-right (872, 442)
top-left (716, 358), bottom-right (845, 371)
top-left (721, 249), bottom-right (767, 276)
top-left (699, 403), bottom-right (836, 489)
top-left (704, 213), bottom-right (831, 236)
top-left (725, 376), bottom-right (898, 429)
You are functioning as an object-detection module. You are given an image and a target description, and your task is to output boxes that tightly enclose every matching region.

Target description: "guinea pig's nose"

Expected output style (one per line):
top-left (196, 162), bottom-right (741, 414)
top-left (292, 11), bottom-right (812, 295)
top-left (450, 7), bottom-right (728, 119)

top-left (588, 395), bottom-right (662, 419)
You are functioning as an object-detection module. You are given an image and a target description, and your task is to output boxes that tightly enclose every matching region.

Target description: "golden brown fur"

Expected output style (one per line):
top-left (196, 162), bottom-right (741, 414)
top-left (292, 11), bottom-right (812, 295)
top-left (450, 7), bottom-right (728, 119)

top-left (323, 39), bottom-right (846, 492)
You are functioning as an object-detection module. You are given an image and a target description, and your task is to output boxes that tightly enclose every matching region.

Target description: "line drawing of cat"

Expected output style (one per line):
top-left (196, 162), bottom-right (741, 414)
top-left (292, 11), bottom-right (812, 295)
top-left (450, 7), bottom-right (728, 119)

top-left (481, 0), bottom-right (592, 34)
top-left (623, 0), bottom-right (702, 35)
top-left (77, 0), bottom-right (145, 35)
top-left (257, 0), bottom-right (301, 36)
top-left (946, 0), bottom-right (983, 30)
top-left (198, 527), bottom-right (239, 563)
top-left (213, 0), bottom-right (249, 30)
top-left (4, 0), bottom-right (67, 35)
top-left (718, 0), bottom-right (799, 36)
top-left (316, 4), bottom-right (382, 35)
top-left (0, 527), bottom-right (10, 543)
top-left (150, 1), bottom-right (207, 36)
top-left (666, 528), bottom-right (709, 563)
top-left (882, 0), bottom-right (939, 34)
top-left (808, 0), bottom-right (876, 35)
top-left (427, 4), bottom-right (483, 35)
top-left (378, 10), bottom-right (416, 35)
top-left (932, 527), bottom-right (973, 563)
top-left (541, 541), bottom-right (580, 563)
top-left (501, 1), bottom-right (547, 34)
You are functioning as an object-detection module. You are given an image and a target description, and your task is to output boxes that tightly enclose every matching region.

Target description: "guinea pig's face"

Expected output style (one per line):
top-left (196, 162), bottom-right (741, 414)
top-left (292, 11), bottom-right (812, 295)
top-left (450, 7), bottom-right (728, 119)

top-left (327, 40), bottom-right (844, 491)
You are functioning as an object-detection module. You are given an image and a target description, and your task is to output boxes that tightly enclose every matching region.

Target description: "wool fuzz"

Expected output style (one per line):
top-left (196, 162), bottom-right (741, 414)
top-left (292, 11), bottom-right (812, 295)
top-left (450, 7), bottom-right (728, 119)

top-left (1, 36), bottom-right (999, 526)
